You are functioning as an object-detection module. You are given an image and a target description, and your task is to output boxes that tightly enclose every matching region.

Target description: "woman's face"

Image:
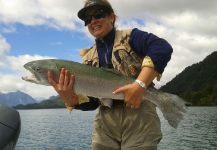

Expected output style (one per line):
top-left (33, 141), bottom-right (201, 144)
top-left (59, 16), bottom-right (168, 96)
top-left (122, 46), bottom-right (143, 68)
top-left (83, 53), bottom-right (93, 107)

top-left (86, 10), bottom-right (115, 39)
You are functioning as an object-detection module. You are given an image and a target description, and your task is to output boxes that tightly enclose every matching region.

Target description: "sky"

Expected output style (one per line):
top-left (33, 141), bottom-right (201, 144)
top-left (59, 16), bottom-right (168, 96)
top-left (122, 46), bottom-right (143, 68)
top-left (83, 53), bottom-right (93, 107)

top-left (0, 0), bottom-right (217, 100)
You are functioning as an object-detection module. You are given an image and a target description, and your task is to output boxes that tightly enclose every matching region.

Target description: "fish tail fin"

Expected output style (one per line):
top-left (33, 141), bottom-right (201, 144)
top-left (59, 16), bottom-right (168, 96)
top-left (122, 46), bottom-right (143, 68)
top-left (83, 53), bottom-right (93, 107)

top-left (145, 89), bottom-right (188, 128)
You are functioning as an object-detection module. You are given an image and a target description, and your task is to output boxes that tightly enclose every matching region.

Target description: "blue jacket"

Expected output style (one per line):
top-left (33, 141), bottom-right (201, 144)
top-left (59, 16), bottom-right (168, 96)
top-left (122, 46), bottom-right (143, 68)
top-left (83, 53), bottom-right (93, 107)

top-left (75, 28), bottom-right (173, 111)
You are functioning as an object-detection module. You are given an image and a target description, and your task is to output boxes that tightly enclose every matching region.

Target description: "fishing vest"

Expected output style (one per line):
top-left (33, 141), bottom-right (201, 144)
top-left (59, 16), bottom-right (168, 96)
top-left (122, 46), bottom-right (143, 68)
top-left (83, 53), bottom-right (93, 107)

top-left (80, 29), bottom-right (143, 78)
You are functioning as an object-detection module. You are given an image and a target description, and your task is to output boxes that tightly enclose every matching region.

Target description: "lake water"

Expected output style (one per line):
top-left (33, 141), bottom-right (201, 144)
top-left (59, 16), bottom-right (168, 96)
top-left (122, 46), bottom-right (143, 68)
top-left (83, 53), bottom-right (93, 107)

top-left (15, 107), bottom-right (217, 150)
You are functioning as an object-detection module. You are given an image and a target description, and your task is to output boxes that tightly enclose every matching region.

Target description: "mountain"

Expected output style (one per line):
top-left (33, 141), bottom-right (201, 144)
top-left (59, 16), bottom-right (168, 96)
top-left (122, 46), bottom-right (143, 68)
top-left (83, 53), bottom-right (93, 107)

top-left (161, 51), bottom-right (217, 106)
top-left (14, 96), bottom-right (65, 109)
top-left (0, 91), bottom-right (37, 107)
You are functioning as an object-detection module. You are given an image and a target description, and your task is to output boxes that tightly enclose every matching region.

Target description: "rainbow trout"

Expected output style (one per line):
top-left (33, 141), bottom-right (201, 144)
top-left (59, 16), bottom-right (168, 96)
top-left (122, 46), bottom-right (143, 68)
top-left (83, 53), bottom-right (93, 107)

top-left (22, 59), bottom-right (187, 128)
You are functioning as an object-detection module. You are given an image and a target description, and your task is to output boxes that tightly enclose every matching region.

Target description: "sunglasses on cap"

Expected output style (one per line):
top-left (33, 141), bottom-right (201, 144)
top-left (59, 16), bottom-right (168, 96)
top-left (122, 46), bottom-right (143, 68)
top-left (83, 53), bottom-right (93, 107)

top-left (83, 9), bottom-right (109, 26)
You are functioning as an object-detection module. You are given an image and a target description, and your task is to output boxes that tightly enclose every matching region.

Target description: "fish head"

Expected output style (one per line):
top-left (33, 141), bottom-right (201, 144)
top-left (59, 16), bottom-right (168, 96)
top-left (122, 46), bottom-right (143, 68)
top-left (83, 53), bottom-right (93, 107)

top-left (22, 59), bottom-right (59, 86)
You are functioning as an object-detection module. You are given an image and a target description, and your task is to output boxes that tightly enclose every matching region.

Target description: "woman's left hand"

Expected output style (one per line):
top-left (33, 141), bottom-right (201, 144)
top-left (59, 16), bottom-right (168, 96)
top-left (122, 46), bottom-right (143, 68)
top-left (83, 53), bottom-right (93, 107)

top-left (113, 82), bottom-right (145, 109)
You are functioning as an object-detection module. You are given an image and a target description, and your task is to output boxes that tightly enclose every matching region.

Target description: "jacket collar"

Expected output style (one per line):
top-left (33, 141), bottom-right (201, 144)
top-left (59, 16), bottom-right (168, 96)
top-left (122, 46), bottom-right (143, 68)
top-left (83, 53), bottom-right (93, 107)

top-left (95, 28), bottom-right (116, 46)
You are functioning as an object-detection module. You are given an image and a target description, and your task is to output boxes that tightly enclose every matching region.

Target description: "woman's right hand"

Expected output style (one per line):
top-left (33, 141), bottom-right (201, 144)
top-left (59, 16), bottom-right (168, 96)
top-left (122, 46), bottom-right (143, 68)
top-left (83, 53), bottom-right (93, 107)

top-left (47, 68), bottom-right (78, 107)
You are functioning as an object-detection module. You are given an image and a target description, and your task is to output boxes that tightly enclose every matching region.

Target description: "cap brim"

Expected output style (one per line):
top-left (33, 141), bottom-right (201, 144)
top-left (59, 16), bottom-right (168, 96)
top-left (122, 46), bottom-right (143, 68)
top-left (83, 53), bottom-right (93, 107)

top-left (77, 5), bottom-right (111, 21)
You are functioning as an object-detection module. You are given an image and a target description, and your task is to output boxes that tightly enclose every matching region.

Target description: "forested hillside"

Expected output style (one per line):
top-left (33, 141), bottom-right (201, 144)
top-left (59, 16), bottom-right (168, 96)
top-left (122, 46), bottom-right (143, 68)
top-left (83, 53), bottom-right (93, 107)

top-left (161, 51), bottom-right (217, 106)
top-left (14, 96), bottom-right (65, 109)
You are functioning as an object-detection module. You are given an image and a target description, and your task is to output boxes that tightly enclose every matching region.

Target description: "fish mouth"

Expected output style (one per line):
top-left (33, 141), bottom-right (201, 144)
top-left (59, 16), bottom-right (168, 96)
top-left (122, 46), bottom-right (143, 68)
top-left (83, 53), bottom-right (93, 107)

top-left (22, 64), bottom-right (41, 84)
top-left (22, 74), bottom-right (37, 82)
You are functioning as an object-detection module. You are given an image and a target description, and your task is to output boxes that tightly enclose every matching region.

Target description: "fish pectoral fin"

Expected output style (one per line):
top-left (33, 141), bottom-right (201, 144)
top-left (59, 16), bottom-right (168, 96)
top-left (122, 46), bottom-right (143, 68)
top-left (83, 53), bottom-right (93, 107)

top-left (99, 98), bottom-right (113, 108)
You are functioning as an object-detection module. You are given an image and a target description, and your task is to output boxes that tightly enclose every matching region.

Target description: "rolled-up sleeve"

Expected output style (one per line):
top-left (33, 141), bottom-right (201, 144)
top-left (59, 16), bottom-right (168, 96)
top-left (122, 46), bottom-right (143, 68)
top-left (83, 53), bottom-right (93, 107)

top-left (129, 28), bottom-right (173, 74)
top-left (74, 97), bottom-right (99, 111)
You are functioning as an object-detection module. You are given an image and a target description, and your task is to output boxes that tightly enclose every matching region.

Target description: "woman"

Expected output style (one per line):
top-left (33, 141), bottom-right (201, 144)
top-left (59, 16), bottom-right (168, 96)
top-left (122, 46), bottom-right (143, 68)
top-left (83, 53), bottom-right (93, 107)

top-left (48, 0), bottom-right (173, 149)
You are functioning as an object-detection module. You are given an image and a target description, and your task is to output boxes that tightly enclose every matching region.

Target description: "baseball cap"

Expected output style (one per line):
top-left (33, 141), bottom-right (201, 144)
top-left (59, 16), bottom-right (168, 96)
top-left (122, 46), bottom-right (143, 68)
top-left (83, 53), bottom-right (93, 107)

top-left (77, 0), bottom-right (114, 21)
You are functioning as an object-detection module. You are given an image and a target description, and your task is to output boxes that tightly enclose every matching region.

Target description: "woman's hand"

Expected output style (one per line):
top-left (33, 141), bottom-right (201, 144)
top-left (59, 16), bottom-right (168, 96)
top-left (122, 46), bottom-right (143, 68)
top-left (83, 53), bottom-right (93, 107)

top-left (113, 82), bottom-right (145, 109)
top-left (47, 68), bottom-right (78, 107)
top-left (113, 67), bottom-right (158, 109)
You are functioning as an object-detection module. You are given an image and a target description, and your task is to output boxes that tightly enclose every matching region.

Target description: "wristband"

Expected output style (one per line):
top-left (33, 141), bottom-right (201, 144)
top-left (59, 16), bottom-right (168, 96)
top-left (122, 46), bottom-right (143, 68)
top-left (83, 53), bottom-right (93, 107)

top-left (135, 79), bottom-right (147, 90)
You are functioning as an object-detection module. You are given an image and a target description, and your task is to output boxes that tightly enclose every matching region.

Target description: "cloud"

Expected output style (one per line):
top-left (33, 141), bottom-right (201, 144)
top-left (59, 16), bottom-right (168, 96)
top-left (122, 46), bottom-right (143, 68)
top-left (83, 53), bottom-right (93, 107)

top-left (0, 0), bottom-right (83, 30)
top-left (0, 35), bottom-right (10, 56)
top-left (163, 12), bottom-right (217, 37)
top-left (112, 0), bottom-right (217, 17)
top-left (0, 36), bottom-right (56, 99)
top-left (0, 54), bottom-right (57, 100)
top-left (0, 35), bottom-right (10, 69)
top-left (0, 25), bottom-right (16, 33)
top-left (0, 25), bottom-right (58, 100)
top-left (0, 73), bottom-right (57, 100)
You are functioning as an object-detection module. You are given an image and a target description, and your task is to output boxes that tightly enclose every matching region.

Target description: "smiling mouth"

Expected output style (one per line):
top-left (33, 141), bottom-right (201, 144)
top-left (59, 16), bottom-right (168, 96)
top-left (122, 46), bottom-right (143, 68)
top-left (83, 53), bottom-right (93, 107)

top-left (93, 25), bottom-right (102, 31)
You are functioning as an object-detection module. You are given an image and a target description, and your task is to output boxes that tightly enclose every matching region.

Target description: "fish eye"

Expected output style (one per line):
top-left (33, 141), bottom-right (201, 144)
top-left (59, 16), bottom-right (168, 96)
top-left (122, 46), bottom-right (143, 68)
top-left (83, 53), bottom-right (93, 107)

top-left (35, 67), bottom-right (40, 71)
